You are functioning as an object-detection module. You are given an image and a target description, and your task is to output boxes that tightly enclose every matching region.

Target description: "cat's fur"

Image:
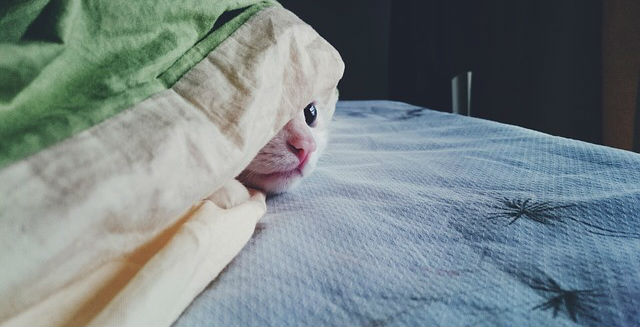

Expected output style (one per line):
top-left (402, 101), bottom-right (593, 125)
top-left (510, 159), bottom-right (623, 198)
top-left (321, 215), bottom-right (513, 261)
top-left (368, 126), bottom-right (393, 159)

top-left (237, 103), bottom-right (329, 194)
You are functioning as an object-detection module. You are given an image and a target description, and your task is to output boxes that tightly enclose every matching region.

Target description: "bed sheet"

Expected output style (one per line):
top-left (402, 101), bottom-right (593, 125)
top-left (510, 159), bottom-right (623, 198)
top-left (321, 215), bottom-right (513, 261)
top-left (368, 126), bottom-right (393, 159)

top-left (174, 100), bottom-right (640, 326)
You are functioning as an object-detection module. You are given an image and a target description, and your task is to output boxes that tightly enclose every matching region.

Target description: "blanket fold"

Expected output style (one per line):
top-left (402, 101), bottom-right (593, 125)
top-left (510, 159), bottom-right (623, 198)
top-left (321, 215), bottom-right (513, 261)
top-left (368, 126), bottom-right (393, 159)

top-left (0, 5), bottom-right (344, 326)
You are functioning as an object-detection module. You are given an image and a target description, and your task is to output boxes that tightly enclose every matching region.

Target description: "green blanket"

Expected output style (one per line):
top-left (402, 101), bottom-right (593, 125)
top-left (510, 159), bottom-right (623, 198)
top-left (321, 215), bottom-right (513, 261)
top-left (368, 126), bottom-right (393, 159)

top-left (0, 0), bottom-right (279, 168)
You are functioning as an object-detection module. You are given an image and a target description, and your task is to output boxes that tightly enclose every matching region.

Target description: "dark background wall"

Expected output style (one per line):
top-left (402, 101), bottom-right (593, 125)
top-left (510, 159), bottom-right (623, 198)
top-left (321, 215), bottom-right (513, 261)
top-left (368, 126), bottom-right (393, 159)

top-left (279, 0), bottom-right (627, 147)
top-left (389, 0), bottom-right (602, 145)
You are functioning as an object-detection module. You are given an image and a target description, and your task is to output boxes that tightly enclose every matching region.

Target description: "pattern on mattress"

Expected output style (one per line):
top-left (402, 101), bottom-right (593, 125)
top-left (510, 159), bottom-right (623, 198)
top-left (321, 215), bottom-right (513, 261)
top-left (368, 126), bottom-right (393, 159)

top-left (174, 100), bottom-right (640, 326)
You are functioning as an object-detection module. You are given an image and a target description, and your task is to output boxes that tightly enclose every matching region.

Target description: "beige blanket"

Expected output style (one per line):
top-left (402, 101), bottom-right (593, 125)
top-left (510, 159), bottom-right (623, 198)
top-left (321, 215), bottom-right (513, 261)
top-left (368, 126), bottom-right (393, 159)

top-left (0, 7), bottom-right (344, 326)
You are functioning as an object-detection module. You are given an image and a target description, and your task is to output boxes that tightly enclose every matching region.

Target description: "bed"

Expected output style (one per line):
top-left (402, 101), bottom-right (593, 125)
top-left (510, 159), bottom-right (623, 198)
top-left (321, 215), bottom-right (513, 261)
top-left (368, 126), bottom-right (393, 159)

top-left (2, 1), bottom-right (639, 326)
top-left (174, 100), bottom-right (640, 326)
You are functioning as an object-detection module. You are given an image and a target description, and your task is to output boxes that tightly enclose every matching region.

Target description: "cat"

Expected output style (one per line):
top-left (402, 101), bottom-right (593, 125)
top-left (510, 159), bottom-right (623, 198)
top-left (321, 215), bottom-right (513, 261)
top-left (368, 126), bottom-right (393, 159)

top-left (238, 102), bottom-right (329, 194)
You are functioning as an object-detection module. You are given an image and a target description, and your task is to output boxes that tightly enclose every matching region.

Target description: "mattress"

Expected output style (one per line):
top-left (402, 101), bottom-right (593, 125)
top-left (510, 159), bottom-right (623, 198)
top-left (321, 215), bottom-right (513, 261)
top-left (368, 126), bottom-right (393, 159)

top-left (174, 100), bottom-right (640, 326)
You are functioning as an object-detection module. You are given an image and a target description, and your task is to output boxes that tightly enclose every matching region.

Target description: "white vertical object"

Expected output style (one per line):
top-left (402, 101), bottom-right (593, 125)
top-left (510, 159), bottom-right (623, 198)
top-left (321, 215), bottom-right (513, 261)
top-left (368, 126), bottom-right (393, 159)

top-left (451, 71), bottom-right (472, 116)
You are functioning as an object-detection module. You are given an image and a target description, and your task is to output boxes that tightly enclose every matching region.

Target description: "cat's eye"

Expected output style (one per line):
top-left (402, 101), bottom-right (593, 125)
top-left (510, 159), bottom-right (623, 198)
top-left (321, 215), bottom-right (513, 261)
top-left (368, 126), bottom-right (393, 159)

top-left (304, 103), bottom-right (317, 127)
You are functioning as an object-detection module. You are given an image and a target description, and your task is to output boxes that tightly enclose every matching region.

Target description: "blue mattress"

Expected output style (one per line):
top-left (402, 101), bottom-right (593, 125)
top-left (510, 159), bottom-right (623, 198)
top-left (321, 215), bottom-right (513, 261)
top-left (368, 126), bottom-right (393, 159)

top-left (174, 100), bottom-right (640, 326)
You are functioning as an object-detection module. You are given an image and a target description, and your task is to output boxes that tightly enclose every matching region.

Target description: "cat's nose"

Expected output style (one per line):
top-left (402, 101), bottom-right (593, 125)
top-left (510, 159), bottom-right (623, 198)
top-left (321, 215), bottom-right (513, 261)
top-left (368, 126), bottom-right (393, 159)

top-left (287, 135), bottom-right (316, 162)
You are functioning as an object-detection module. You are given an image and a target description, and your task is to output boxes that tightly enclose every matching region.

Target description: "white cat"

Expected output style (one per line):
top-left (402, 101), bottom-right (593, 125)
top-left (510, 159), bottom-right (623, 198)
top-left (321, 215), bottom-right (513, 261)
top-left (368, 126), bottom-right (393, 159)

top-left (238, 102), bottom-right (329, 194)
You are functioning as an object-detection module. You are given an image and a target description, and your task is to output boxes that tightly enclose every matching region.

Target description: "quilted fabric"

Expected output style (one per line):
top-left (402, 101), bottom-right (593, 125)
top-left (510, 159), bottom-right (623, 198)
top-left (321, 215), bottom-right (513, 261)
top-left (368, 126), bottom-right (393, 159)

top-left (175, 100), bottom-right (640, 326)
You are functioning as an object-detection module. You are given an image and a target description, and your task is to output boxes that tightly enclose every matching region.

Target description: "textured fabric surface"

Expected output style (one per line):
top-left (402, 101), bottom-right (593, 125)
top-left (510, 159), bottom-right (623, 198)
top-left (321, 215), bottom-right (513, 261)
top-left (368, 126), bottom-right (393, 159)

top-left (0, 0), bottom-right (279, 168)
top-left (175, 100), bottom-right (640, 326)
top-left (0, 7), bottom-right (343, 326)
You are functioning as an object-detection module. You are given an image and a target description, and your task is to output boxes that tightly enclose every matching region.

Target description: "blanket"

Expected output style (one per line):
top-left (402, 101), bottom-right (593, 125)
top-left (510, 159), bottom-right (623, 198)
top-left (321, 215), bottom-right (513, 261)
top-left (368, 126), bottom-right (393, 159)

top-left (0, 0), bottom-right (278, 168)
top-left (0, 2), bottom-right (344, 326)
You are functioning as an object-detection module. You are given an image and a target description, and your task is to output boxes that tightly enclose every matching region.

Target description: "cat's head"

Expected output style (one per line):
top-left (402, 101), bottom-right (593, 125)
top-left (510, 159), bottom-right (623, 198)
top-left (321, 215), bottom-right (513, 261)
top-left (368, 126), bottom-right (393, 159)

top-left (238, 101), bottom-right (330, 194)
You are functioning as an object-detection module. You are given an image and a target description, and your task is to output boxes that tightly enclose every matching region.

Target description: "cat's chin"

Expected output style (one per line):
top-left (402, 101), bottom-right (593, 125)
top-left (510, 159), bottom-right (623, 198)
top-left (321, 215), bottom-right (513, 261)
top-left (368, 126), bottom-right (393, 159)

top-left (237, 168), bottom-right (305, 195)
